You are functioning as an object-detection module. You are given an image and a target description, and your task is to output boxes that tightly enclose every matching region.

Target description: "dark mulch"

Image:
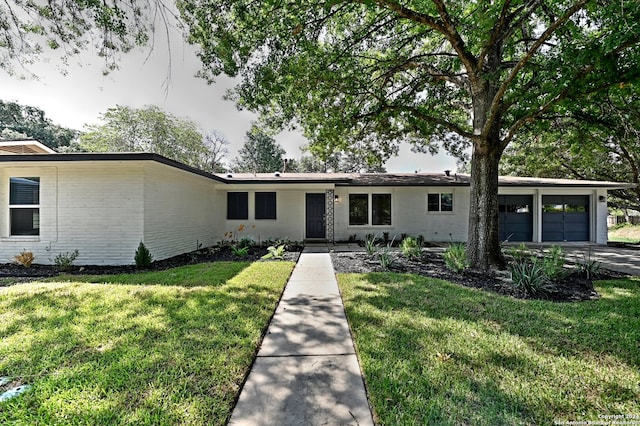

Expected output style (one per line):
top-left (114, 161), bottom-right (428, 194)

top-left (0, 245), bottom-right (303, 286)
top-left (330, 250), bottom-right (625, 302)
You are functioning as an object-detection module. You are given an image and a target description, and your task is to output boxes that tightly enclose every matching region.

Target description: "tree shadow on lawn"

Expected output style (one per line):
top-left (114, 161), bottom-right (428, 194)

top-left (0, 262), bottom-right (293, 425)
top-left (340, 272), bottom-right (640, 424)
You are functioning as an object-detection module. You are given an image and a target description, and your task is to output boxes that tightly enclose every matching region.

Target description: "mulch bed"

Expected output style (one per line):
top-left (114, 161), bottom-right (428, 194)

top-left (0, 245), bottom-right (303, 285)
top-left (1, 244), bottom-right (626, 302)
top-left (330, 250), bottom-right (625, 302)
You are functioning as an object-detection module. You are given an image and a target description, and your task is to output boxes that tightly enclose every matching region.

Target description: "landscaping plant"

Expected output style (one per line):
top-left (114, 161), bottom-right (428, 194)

top-left (509, 256), bottom-right (553, 296)
top-left (377, 245), bottom-right (393, 270)
top-left (13, 250), bottom-right (35, 268)
top-left (577, 249), bottom-right (602, 280)
top-left (261, 244), bottom-right (286, 260)
top-left (443, 242), bottom-right (469, 273)
top-left (400, 237), bottom-right (421, 260)
top-left (53, 250), bottom-right (79, 272)
top-left (134, 241), bottom-right (153, 268)
top-left (231, 245), bottom-right (249, 257)
top-left (364, 233), bottom-right (378, 256)
top-left (540, 245), bottom-right (566, 280)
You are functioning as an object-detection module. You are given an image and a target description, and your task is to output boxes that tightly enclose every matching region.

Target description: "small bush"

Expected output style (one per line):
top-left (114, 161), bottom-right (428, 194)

top-left (14, 250), bottom-right (35, 268)
top-left (509, 257), bottom-right (553, 296)
top-left (261, 244), bottom-right (286, 260)
top-left (400, 237), bottom-right (421, 260)
top-left (54, 250), bottom-right (79, 272)
top-left (134, 241), bottom-right (153, 268)
top-left (443, 243), bottom-right (469, 273)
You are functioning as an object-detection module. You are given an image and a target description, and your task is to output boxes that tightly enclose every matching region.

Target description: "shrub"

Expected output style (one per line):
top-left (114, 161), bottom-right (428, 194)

top-left (577, 249), bottom-right (602, 279)
top-left (54, 250), bottom-right (79, 272)
top-left (261, 244), bottom-right (286, 260)
top-left (509, 257), bottom-right (553, 296)
top-left (443, 243), bottom-right (469, 273)
top-left (400, 237), bottom-right (421, 260)
top-left (134, 241), bottom-right (153, 268)
top-left (14, 250), bottom-right (35, 268)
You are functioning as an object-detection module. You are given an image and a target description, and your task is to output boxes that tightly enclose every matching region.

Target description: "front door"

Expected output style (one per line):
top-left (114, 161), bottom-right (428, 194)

top-left (305, 193), bottom-right (326, 239)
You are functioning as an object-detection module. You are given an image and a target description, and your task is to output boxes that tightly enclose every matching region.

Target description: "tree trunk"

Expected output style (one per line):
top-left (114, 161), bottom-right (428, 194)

top-left (467, 145), bottom-right (506, 271)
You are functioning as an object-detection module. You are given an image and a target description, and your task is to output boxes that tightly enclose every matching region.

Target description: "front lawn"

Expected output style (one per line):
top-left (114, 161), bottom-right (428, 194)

top-left (0, 261), bottom-right (294, 425)
top-left (338, 272), bottom-right (640, 425)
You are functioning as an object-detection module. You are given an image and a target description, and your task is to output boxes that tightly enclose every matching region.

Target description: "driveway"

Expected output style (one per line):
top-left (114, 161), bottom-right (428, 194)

top-left (524, 244), bottom-right (640, 276)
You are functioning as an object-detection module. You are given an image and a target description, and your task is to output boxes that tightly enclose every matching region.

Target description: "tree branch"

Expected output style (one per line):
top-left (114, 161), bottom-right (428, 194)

top-left (485, 0), bottom-right (589, 138)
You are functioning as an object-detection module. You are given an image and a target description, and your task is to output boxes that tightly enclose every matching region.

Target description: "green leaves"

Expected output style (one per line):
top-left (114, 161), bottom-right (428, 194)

top-left (78, 105), bottom-right (227, 171)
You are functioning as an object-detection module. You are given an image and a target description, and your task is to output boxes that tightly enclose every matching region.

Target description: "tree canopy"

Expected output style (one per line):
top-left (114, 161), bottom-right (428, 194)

top-left (501, 83), bottom-right (640, 212)
top-left (79, 105), bottom-right (226, 171)
top-left (179, 0), bottom-right (640, 269)
top-left (0, 100), bottom-right (78, 148)
top-left (0, 0), bottom-right (178, 75)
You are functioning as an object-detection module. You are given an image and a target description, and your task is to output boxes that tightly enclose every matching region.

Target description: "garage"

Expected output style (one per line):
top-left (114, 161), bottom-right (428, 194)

top-left (499, 195), bottom-right (533, 242)
top-left (542, 195), bottom-right (590, 242)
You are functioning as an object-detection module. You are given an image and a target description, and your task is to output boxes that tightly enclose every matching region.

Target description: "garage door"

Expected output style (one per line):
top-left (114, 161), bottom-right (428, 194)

top-left (499, 195), bottom-right (533, 242)
top-left (542, 195), bottom-right (590, 242)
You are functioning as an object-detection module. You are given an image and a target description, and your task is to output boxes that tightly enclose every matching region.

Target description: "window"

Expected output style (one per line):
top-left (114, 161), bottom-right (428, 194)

top-left (349, 194), bottom-right (368, 225)
top-left (227, 192), bottom-right (248, 220)
top-left (255, 192), bottom-right (276, 219)
top-left (9, 177), bottom-right (40, 236)
top-left (428, 193), bottom-right (454, 212)
top-left (349, 193), bottom-right (392, 226)
top-left (372, 194), bottom-right (391, 225)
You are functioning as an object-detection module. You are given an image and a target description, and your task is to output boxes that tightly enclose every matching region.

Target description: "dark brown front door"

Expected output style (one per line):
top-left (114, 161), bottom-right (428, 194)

top-left (305, 193), bottom-right (326, 239)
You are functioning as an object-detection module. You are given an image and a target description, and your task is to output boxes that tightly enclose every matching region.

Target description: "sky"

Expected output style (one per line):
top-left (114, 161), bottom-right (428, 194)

top-left (0, 32), bottom-right (458, 173)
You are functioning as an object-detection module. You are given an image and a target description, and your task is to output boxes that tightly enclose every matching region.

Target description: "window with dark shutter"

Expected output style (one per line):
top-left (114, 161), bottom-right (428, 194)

top-left (255, 192), bottom-right (276, 219)
top-left (227, 192), bottom-right (248, 220)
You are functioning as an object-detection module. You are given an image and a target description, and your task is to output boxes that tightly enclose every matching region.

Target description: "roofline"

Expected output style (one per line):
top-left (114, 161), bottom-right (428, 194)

top-left (0, 152), bottom-right (227, 183)
top-left (0, 153), bottom-right (634, 189)
top-left (223, 178), bottom-right (353, 184)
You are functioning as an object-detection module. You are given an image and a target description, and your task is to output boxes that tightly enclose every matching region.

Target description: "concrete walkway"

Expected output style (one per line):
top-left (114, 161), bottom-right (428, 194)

top-left (228, 248), bottom-right (374, 426)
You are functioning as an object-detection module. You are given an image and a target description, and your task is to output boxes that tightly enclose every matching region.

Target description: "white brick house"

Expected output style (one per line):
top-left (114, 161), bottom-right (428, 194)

top-left (0, 140), bottom-right (632, 265)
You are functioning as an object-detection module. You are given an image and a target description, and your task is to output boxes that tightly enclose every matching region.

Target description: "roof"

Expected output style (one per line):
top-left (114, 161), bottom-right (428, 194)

top-left (0, 152), bottom-right (634, 189)
top-left (0, 140), bottom-right (56, 154)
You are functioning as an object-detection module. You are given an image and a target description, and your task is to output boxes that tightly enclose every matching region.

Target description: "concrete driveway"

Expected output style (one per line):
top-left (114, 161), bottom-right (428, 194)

top-left (521, 244), bottom-right (640, 276)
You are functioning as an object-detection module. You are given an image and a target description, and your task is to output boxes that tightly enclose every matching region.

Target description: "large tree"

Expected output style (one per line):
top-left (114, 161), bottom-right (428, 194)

top-left (501, 84), bottom-right (640, 212)
top-left (0, 100), bottom-right (78, 148)
top-left (179, 0), bottom-right (640, 270)
top-left (233, 125), bottom-right (287, 173)
top-left (79, 105), bottom-right (221, 170)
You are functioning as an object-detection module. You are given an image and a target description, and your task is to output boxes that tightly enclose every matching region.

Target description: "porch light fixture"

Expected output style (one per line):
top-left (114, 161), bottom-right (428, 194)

top-left (334, 194), bottom-right (340, 203)
top-left (599, 195), bottom-right (606, 202)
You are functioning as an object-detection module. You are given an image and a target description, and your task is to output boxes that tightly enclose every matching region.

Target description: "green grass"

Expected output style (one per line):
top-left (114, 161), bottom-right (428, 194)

top-left (338, 272), bottom-right (640, 425)
top-left (608, 223), bottom-right (640, 243)
top-left (0, 261), bottom-right (294, 425)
